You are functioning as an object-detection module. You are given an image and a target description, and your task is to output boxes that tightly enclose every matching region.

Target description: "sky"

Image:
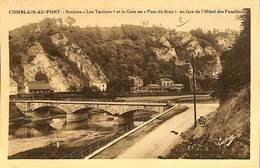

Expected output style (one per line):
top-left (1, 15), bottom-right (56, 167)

top-left (7, 10), bottom-right (243, 32)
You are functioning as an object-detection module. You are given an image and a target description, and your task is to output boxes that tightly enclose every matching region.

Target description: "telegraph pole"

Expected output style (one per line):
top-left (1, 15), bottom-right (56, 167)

top-left (191, 53), bottom-right (197, 128)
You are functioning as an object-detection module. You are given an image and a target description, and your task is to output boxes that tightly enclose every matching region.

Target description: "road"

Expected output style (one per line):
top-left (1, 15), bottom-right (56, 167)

top-left (116, 103), bottom-right (218, 159)
top-left (115, 94), bottom-right (212, 102)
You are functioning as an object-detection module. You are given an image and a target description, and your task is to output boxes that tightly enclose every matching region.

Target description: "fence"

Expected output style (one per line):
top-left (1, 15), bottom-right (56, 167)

top-left (61, 117), bottom-right (151, 159)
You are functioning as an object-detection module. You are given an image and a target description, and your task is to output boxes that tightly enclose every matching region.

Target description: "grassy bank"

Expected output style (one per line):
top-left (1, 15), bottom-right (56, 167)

top-left (166, 87), bottom-right (250, 159)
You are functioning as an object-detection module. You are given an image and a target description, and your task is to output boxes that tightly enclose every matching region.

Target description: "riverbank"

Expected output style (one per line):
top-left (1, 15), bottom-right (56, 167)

top-left (8, 127), bottom-right (113, 158)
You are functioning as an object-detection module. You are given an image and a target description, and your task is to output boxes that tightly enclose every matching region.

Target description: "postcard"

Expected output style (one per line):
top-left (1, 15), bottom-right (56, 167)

top-left (0, 0), bottom-right (259, 168)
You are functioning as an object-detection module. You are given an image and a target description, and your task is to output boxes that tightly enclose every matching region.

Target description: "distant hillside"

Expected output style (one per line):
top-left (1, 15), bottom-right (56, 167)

top-left (9, 17), bottom-right (238, 92)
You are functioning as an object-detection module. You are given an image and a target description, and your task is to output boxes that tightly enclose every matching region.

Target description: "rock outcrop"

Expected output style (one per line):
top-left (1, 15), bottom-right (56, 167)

top-left (50, 33), bottom-right (108, 83)
top-left (23, 42), bottom-right (78, 91)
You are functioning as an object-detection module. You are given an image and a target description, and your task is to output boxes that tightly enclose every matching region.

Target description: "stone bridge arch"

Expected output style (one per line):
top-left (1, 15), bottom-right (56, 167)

top-left (32, 106), bottom-right (67, 115)
top-left (12, 101), bottom-right (171, 127)
top-left (71, 107), bottom-right (114, 116)
top-left (13, 101), bottom-right (170, 116)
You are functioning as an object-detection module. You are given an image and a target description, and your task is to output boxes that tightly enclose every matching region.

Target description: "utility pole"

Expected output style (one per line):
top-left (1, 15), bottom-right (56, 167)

top-left (191, 53), bottom-right (197, 128)
top-left (80, 64), bottom-right (83, 91)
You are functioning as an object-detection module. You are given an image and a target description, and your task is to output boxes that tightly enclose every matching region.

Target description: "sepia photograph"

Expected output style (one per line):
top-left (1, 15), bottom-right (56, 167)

top-left (1, 1), bottom-right (259, 167)
top-left (6, 8), bottom-right (251, 160)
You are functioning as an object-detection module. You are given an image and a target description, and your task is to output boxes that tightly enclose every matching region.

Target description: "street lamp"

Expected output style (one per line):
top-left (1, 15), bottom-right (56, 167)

top-left (191, 53), bottom-right (197, 128)
top-left (187, 42), bottom-right (198, 128)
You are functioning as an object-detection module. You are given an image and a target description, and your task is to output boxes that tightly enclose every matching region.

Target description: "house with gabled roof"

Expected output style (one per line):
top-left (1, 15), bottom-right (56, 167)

top-left (24, 81), bottom-right (53, 94)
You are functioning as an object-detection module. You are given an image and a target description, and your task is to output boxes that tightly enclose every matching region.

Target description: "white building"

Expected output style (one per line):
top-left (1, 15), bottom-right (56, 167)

top-left (156, 77), bottom-right (184, 92)
top-left (156, 78), bottom-right (175, 88)
top-left (9, 79), bottom-right (18, 95)
top-left (89, 80), bottom-right (107, 92)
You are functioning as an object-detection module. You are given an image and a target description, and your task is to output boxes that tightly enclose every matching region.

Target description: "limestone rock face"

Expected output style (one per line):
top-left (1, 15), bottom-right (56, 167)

top-left (50, 33), bottom-right (108, 83)
top-left (23, 42), bottom-right (74, 92)
top-left (153, 47), bottom-right (177, 61)
top-left (159, 36), bottom-right (171, 48)
top-left (19, 32), bottom-right (108, 92)
top-left (155, 31), bottom-right (223, 79)
top-left (170, 32), bottom-right (193, 46)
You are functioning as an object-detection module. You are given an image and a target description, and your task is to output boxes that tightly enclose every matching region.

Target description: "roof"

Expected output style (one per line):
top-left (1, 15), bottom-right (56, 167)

top-left (26, 81), bottom-right (51, 90)
top-left (129, 76), bottom-right (143, 80)
top-left (157, 78), bottom-right (173, 82)
top-left (169, 84), bottom-right (185, 89)
top-left (91, 80), bottom-right (107, 84)
top-left (172, 84), bottom-right (184, 87)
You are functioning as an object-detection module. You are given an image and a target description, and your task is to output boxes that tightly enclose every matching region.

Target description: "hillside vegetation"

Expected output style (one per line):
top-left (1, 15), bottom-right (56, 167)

top-left (9, 17), bottom-right (237, 92)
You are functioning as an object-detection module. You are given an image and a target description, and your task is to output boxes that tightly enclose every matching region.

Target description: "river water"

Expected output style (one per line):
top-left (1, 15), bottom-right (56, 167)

top-left (8, 107), bottom-right (159, 157)
top-left (9, 108), bottom-right (157, 139)
top-left (9, 114), bottom-right (116, 139)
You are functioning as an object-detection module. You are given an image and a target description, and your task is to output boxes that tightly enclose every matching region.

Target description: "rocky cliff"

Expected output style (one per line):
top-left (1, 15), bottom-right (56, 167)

top-left (22, 42), bottom-right (77, 91)
top-left (50, 33), bottom-right (107, 83)
top-left (10, 28), bottom-right (108, 92)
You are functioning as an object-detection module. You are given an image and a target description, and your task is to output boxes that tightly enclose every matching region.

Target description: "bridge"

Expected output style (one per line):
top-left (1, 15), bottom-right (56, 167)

top-left (10, 100), bottom-right (171, 126)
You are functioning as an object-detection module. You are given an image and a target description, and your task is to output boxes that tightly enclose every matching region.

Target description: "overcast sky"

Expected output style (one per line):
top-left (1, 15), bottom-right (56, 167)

top-left (7, 11), bottom-right (242, 32)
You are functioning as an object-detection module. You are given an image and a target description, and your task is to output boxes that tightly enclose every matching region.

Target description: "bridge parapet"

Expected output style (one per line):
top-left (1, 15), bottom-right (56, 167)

top-left (11, 100), bottom-right (170, 115)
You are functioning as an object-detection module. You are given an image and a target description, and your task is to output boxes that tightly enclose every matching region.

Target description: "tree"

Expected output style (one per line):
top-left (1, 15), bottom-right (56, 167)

top-left (107, 78), bottom-right (131, 98)
top-left (68, 85), bottom-right (77, 91)
top-left (214, 9), bottom-right (250, 101)
top-left (37, 33), bottom-right (63, 57)
top-left (145, 61), bottom-right (160, 83)
top-left (39, 18), bottom-right (58, 33)
top-left (35, 71), bottom-right (48, 82)
top-left (57, 18), bottom-right (63, 27)
top-left (65, 16), bottom-right (76, 27)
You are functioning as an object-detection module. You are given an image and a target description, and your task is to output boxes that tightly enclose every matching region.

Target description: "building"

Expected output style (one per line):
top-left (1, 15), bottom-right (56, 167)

top-left (128, 76), bottom-right (184, 94)
top-left (129, 76), bottom-right (143, 88)
top-left (24, 81), bottom-right (53, 94)
top-left (156, 77), bottom-right (184, 92)
top-left (129, 76), bottom-right (144, 93)
top-left (89, 80), bottom-right (107, 92)
top-left (168, 83), bottom-right (185, 93)
top-left (142, 84), bottom-right (167, 93)
top-left (10, 79), bottom-right (18, 95)
top-left (156, 78), bottom-right (175, 88)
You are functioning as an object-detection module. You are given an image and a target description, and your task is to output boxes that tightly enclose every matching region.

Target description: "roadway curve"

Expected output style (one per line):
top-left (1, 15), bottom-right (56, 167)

top-left (116, 103), bottom-right (218, 159)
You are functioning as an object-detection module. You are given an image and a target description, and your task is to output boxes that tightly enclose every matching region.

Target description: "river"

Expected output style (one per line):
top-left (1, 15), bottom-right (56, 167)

top-left (8, 107), bottom-right (158, 157)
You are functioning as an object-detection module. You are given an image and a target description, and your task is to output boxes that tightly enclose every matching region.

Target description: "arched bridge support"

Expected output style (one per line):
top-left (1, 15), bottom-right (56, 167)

top-left (113, 112), bottom-right (134, 127)
top-left (11, 100), bottom-right (172, 126)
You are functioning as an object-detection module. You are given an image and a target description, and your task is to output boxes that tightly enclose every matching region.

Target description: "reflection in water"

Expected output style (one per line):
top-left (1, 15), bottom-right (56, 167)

top-left (10, 108), bottom-right (153, 139)
top-left (9, 110), bottom-right (120, 139)
top-left (50, 118), bottom-right (66, 130)
top-left (13, 126), bottom-right (44, 138)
